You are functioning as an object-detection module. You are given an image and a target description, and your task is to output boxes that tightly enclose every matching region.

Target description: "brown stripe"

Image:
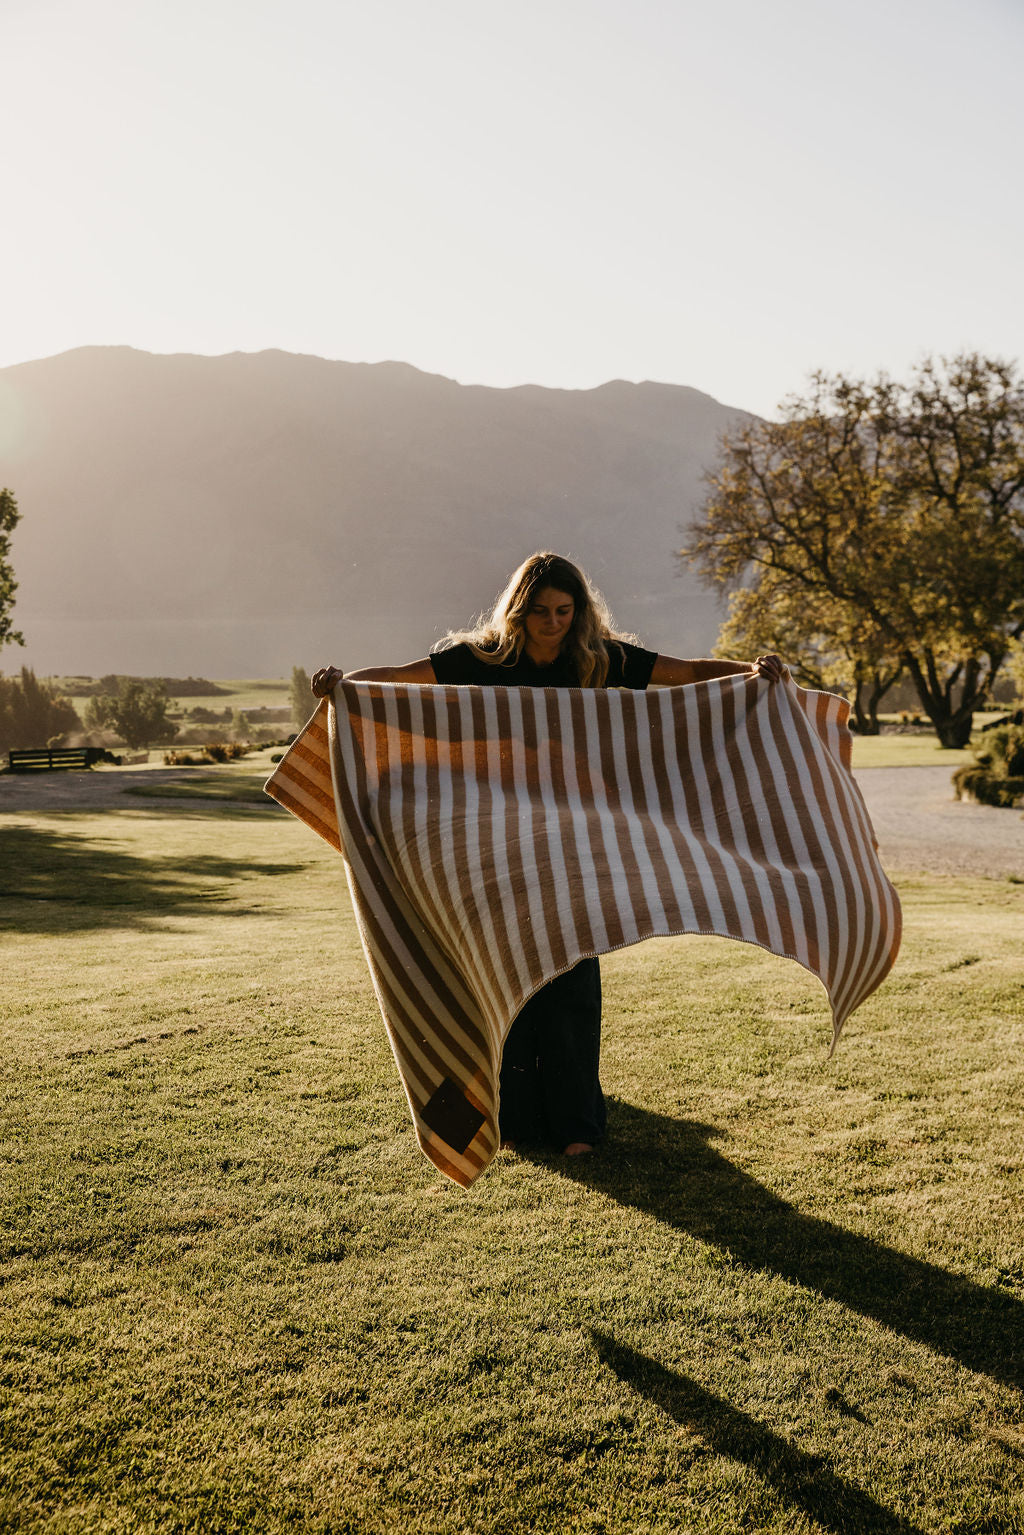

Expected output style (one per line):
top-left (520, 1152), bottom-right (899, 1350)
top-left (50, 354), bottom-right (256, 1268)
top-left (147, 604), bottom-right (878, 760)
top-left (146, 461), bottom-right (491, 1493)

top-left (543, 690), bottom-right (597, 956)
top-left (411, 685), bottom-right (507, 1027)
top-left (444, 688), bottom-right (511, 1019)
top-left (645, 690), bottom-right (715, 932)
top-left (265, 781), bottom-right (341, 852)
top-left (724, 681), bottom-right (800, 958)
top-left (593, 692), bottom-right (655, 936)
top-left (806, 698), bottom-right (894, 1008)
top-left (760, 691), bottom-right (840, 982)
top-left (270, 754), bottom-right (336, 818)
top-left (519, 690), bottom-right (570, 974)
top-left (692, 683), bottom-right (773, 947)
top-left (387, 687), bottom-right (463, 993)
top-left (567, 691), bottom-right (626, 950)
top-left (334, 686), bottom-right (494, 1071)
top-left (662, 688), bottom-right (737, 934)
top-left (788, 689), bottom-right (875, 1013)
top-left (493, 688), bottom-right (546, 990)
top-left (744, 686), bottom-right (821, 966)
top-left (348, 854), bottom-right (489, 1090)
top-left (469, 686), bottom-right (523, 1002)
top-left (374, 686), bottom-right (461, 983)
top-left (617, 690), bottom-right (684, 931)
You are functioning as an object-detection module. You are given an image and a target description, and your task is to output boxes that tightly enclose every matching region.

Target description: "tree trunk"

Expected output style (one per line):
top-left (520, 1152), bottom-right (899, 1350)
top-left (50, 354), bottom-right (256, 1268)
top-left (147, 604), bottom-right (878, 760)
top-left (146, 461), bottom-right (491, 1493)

top-left (859, 687), bottom-right (884, 733)
top-left (934, 716), bottom-right (974, 748)
top-left (851, 688), bottom-right (879, 735)
top-left (903, 650), bottom-right (982, 748)
top-left (852, 666), bottom-right (900, 735)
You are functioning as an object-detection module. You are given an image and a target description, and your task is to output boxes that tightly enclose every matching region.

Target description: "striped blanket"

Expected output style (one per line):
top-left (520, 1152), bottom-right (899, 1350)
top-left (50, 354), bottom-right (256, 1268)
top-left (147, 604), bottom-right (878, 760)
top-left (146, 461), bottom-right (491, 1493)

top-left (265, 676), bottom-right (900, 1186)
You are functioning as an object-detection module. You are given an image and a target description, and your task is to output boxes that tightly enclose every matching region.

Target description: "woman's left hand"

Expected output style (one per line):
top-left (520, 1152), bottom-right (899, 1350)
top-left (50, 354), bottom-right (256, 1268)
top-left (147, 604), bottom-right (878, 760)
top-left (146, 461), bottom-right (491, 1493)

top-left (753, 653), bottom-right (786, 683)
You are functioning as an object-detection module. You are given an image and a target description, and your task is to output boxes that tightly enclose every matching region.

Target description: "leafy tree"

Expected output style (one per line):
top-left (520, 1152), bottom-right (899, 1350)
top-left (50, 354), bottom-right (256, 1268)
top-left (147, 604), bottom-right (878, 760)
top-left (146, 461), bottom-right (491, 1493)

top-left (717, 574), bottom-right (902, 734)
top-left (290, 665), bottom-right (312, 730)
top-left (0, 668), bottom-right (82, 752)
top-left (85, 679), bottom-right (178, 750)
top-left (0, 488), bottom-right (24, 652)
top-left (1002, 638), bottom-right (1024, 705)
top-left (683, 354), bottom-right (1024, 747)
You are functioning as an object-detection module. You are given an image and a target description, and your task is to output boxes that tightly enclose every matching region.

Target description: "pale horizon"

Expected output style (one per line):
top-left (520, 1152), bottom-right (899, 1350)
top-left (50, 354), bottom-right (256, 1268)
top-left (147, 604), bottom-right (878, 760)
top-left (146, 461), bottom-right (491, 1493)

top-left (4, 0), bottom-right (1023, 420)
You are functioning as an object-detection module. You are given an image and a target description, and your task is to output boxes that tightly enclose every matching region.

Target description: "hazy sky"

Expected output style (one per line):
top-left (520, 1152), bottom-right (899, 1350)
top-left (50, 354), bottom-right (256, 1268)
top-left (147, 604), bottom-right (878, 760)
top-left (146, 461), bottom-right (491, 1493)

top-left (5, 0), bottom-right (1023, 416)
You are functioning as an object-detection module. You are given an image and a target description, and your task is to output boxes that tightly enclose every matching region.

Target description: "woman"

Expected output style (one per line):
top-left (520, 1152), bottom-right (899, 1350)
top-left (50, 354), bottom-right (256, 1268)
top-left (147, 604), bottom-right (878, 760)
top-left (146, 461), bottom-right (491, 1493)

top-left (312, 552), bottom-right (784, 1158)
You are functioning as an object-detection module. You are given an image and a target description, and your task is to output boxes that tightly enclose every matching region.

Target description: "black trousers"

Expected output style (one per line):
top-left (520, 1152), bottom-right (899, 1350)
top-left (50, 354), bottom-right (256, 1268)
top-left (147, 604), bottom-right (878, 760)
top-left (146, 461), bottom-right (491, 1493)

top-left (498, 958), bottom-right (606, 1148)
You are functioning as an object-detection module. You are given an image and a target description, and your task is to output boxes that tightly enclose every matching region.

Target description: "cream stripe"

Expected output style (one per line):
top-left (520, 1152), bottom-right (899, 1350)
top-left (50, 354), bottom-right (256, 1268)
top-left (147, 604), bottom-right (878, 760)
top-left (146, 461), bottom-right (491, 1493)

top-left (480, 687), bottom-right (540, 1000)
top-left (533, 692), bottom-right (585, 963)
top-left (654, 688), bottom-right (729, 932)
top-left (763, 683), bottom-right (841, 984)
top-left (684, 683), bottom-right (765, 945)
top-left (620, 691), bottom-right (690, 932)
top-left (431, 691), bottom-right (507, 1042)
top-left (503, 690), bottom-right (558, 978)
top-left (606, 692), bottom-right (672, 934)
top-left (554, 691), bottom-right (613, 953)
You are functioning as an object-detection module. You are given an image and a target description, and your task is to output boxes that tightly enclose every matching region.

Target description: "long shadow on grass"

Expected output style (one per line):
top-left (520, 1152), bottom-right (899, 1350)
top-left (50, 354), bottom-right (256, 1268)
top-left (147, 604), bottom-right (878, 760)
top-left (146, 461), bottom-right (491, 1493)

top-left (553, 1103), bottom-right (1024, 1393)
top-left (0, 823), bottom-right (307, 932)
top-left (591, 1331), bottom-right (922, 1535)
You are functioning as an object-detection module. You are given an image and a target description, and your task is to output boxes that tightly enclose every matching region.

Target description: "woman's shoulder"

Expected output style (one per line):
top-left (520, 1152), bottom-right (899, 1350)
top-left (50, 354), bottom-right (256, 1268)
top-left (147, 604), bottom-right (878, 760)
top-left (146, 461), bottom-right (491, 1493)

top-left (605, 637), bottom-right (659, 689)
top-left (429, 640), bottom-right (502, 684)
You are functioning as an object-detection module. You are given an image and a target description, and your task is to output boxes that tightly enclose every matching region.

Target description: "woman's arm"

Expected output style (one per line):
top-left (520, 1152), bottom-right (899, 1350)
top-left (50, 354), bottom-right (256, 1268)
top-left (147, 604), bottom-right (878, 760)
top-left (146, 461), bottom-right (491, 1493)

top-left (311, 658), bottom-right (436, 697)
top-left (649, 652), bottom-right (786, 687)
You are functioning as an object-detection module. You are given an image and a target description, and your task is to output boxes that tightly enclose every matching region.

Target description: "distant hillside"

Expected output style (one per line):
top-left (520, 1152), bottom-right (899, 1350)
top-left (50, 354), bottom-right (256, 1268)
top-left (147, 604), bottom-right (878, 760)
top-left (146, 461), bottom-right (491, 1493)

top-left (0, 347), bottom-right (748, 677)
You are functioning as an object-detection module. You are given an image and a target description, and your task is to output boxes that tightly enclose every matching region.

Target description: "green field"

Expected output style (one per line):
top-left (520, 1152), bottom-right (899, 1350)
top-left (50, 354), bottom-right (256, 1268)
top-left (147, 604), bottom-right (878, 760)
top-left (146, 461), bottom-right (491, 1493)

top-left (52, 676), bottom-right (1008, 770)
top-left (2, 758), bottom-right (1022, 1533)
top-left (57, 678), bottom-right (294, 715)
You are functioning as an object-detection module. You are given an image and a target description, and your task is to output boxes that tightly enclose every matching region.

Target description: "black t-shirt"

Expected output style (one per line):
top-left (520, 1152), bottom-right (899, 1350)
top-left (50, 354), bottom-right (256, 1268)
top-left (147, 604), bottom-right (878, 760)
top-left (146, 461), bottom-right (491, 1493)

top-left (429, 639), bottom-right (658, 690)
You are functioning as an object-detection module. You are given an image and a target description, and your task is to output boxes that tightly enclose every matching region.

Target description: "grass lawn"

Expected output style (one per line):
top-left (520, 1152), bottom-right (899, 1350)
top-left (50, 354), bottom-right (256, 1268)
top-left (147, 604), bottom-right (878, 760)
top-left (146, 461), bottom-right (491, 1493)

top-left (850, 736), bottom-right (976, 771)
top-left (1, 763), bottom-right (1022, 1533)
top-left (59, 679), bottom-right (293, 716)
top-left (170, 680), bottom-right (293, 713)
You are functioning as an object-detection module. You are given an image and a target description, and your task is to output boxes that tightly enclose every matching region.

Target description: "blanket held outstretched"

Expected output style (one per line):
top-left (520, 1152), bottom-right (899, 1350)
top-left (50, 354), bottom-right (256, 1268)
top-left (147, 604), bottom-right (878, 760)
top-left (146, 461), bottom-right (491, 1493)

top-left (265, 675), bottom-right (900, 1187)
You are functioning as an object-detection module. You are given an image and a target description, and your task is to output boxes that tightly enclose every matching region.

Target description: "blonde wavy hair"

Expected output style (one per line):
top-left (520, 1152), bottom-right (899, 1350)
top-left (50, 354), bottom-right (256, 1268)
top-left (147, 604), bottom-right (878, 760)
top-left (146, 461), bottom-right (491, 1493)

top-left (435, 551), bottom-right (637, 687)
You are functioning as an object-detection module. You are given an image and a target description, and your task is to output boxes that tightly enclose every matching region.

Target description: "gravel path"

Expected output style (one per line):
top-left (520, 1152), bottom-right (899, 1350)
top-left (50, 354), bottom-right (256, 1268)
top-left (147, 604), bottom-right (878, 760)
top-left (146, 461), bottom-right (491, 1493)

top-left (854, 766), bottom-right (1024, 880)
top-left (0, 762), bottom-right (246, 813)
top-left (2, 761), bottom-right (1022, 881)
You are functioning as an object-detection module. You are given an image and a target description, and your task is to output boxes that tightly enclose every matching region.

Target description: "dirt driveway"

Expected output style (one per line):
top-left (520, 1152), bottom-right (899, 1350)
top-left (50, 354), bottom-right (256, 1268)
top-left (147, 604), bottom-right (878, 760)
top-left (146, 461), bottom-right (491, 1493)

top-left (854, 765), bottom-right (1023, 880)
top-left (3, 758), bottom-right (1022, 881)
top-left (0, 761), bottom-right (253, 813)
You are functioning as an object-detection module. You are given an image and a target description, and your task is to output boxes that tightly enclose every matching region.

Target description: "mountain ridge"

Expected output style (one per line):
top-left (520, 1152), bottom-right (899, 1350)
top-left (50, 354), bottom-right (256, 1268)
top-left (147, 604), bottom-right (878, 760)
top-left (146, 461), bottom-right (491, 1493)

top-left (0, 347), bottom-right (749, 677)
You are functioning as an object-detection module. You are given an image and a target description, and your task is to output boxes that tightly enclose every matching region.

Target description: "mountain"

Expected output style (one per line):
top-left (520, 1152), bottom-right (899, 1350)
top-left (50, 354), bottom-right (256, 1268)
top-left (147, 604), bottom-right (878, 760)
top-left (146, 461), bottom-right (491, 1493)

top-left (0, 347), bottom-right (748, 678)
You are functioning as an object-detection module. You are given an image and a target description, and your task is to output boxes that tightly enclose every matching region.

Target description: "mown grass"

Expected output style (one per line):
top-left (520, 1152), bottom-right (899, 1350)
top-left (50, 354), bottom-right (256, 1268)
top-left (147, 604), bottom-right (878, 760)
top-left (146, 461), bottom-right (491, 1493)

top-left (849, 736), bottom-right (976, 770)
top-left (170, 680), bottom-right (292, 713)
top-left (59, 678), bottom-right (292, 715)
top-left (1, 767), bottom-right (1022, 1534)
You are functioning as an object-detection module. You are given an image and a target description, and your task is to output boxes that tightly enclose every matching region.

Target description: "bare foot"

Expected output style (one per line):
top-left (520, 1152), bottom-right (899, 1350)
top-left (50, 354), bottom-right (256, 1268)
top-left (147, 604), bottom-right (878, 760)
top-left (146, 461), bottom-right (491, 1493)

top-left (563, 1142), bottom-right (594, 1157)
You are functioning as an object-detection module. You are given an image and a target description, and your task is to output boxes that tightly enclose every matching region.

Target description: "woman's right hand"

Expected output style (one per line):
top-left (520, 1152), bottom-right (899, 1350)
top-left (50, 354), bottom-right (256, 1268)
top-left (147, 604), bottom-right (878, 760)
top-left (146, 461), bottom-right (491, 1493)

top-left (311, 665), bottom-right (344, 698)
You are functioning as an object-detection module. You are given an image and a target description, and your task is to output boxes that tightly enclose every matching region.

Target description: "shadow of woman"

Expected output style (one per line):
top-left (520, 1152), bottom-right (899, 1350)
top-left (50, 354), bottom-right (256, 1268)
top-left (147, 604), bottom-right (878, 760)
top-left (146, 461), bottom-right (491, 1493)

top-left (539, 1101), bottom-right (1024, 1393)
top-left (591, 1330), bottom-right (924, 1535)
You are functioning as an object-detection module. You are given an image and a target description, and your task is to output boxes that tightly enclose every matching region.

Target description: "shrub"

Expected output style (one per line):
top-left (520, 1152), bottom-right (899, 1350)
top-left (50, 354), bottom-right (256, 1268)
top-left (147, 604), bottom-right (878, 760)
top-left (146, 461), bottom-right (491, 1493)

top-left (952, 724), bottom-right (1024, 807)
top-left (163, 750), bottom-right (208, 766)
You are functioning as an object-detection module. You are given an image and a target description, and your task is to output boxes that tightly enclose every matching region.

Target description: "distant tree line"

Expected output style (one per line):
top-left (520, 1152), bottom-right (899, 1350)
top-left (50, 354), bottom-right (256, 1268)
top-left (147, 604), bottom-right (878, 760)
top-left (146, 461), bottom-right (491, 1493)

top-left (683, 353), bottom-right (1024, 745)
top-left (67, 674), bottom-right (229, 698)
